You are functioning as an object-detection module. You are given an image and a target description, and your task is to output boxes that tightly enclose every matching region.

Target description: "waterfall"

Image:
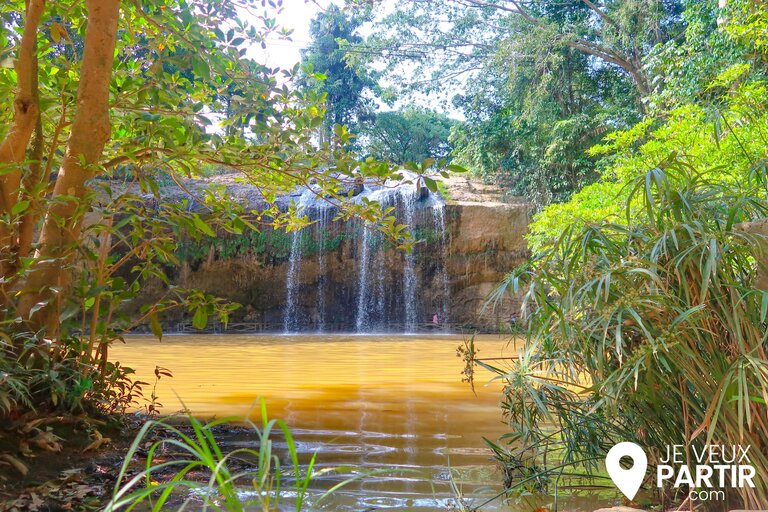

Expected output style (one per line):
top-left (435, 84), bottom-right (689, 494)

top-left (316, 205), bottom-right (330, 332)
top-left (355, 219), bottom-right (373, 333)
top-left (356, 189), bottom-right (397, 333)
top-left (373, 193), bottom-right (393, 331)
top-left (373, 230), bottom-right (387, 330)
top-left (432, 201), bottom-right (451, 327)
top-left (283, 190), bottom-right (314, 333)
top-left (280, 173), bottom-right (452, 334)
top-left (283, 229), bottom-right (302, 333)
top-left (400, 184), bottom-right (418, 333)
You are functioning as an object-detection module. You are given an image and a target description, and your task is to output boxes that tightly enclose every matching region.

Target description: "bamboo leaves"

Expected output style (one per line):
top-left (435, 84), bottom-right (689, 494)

top-left (488, 164), bottom-right (768, 506)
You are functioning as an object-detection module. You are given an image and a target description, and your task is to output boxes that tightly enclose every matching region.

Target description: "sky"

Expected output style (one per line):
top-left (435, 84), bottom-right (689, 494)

top-left (245, 0), bottom-right (464, 119)
top-left (256, 0), bottom-right (337, 69)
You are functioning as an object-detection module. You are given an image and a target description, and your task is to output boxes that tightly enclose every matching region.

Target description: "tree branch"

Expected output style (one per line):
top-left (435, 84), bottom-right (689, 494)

top-left (581, 0), bottom-right (620, 30)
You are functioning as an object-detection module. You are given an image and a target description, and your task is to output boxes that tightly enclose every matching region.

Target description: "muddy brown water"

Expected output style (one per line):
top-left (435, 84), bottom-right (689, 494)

top-left (111, 334), bottom-right (620, 511)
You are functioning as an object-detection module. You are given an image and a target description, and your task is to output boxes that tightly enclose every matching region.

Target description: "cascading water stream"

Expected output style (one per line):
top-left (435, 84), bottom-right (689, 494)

top-left (372, 193), bottom-right (392, 332)
top-left (373, 229), bottom-right (387, 330)
top-left (355, 216), bottom-right (372, 333)
top-left (400, 184), bottom-right (418, 333)
top-left (283, 231), bottom-right (302, 332)
top-left (432, 202), bottom-right (451, 327)
top-left (316, 205), bottom-right (330, 332)
top-left (283, 174), bottom-right (452, 334)
top-left (283, 190), bottom-right (314, 333)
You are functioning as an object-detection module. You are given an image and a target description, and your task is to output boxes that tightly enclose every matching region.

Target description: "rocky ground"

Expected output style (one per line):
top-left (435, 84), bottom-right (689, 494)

top-left (437, 174), bottom-right (527, 205)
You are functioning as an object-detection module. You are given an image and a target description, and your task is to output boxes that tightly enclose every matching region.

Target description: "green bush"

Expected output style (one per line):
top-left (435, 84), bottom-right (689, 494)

top-left (527, 73), bottom-right (768, 253)
top-left (0, 331), bottom-right (143, 416)
top-left (489, 165), bottom-right (768, 508)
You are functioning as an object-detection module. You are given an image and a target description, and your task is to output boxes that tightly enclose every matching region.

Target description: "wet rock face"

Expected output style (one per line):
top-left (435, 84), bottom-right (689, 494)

top-left (132, 180), bottom-right (531, 333)
top-left (446, 201), bottom-right (530, 330)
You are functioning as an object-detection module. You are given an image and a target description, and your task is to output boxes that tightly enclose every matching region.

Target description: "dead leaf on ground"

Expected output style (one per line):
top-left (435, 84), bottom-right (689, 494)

top-left (0, 453), bottom-right (28, 476)
top-left (29, 431), bottom-right (63, 452)
top-left (18, 439), bottom-right (32, 457)
top-left (59, 467), bottom-right (85, 483)
top-left (70, 484), bottom-right (96, 499)
top-left (20, 418), bottom-right (51, 434)
top-left (27, 492), bottom-right (44, 511)
top-left (82, 430), bottom-right (111, 453)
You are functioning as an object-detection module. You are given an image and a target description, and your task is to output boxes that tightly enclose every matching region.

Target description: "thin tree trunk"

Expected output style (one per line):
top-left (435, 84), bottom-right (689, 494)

top-left (18, 0), bottom-right (121, 333)
top-left (18, 49), bottom-right (46, 261)
top-left (0, 0), bottom-right (45, 286)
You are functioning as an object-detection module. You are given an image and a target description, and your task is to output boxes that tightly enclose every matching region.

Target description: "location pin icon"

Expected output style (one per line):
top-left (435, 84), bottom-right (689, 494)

top-left (606, 442), bottom-right (647, 501)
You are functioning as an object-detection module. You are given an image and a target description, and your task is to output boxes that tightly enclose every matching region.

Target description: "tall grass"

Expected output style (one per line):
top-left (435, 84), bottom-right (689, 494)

top-left (105, 400), bottom-right (370, 511)
top-left (489, 162), bottom-right (768, 508)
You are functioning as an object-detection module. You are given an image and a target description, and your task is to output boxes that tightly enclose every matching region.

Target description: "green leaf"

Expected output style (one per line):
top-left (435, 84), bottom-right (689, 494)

top-left (11, 200), bottom-right (30, 216)
top-left (192, 214), bottom-right (216, 237)
top-left (446, 164), bottom-right (468, 173)
top-left (194, 56), bottom-right (211, 81)
top-left (192, 308), bottom-right (208, 330)
top-left (150, 312), bottom-right (163, 341)
top-left (422, 176), bottom-right (438, 192)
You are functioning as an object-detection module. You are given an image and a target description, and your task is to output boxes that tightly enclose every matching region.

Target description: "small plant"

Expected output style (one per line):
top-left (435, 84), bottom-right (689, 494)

top-left (0, 330), bottom-right (145, 416)
top-left (144, 366), bottom-right (173, 417)
top-left (106, 399), bottom-right (387, 511)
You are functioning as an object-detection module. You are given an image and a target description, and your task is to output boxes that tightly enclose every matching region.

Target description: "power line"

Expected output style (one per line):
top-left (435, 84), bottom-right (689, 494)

top-left (259, 38), bottom-right (490, 60)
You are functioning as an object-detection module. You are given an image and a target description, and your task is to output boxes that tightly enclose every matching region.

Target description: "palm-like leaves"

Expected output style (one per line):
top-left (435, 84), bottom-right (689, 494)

top-left (492, 161), bottom-right (768, 507)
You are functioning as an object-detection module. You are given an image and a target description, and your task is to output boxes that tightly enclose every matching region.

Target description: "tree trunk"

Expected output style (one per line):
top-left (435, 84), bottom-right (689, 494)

top-left (0, 0), bottom-right (45, 288)
top-left (18, 0), bottom-right (121, 333)
top-left (18, 43), bottom-right (46, 263)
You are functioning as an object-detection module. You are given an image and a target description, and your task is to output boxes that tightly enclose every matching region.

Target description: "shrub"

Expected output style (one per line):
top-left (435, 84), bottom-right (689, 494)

top-left (489, 163), bottom-right (768, 508)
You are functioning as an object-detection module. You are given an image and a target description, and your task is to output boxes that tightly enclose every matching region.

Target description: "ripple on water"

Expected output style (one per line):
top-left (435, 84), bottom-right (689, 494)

top-left (111, 334), bottom-right (618, 512)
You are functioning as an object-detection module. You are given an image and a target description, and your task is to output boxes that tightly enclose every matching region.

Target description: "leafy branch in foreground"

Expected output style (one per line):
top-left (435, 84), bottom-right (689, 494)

top-left (1, 0), bottom-right (460, 422)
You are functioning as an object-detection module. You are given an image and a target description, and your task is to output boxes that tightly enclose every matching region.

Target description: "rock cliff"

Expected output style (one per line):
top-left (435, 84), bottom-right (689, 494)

top-left (130, 175), bottom-right (531, 333)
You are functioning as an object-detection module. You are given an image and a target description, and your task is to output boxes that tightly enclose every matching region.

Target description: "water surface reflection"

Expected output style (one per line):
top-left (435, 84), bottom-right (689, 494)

top-left (111, 334), bottom-right (616, 511)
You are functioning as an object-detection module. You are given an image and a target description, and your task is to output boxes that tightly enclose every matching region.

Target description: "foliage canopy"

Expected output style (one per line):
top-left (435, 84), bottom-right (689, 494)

top-left (348, 0), bottom-right (685, 204)
top-left (484, 1), bottom-right (768, 507)
top-left (0, 0), bottom-right (431, 417)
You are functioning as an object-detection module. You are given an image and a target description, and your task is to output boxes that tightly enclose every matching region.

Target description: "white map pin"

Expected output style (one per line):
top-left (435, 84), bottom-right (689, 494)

top-left (606, 442), bottom-right (648, 500)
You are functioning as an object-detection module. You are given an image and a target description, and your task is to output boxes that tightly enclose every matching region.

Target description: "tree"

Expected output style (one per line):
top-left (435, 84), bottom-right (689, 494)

top-left (15, 0), bottom-right (121, 333)
top-left (528, 0), bottom-right (768, 250)
top-left (0, 0), bottom-right (433, 415)
top-left (344, 0), bottom-right (684, 205)
top-left (362, 108), bottom-right (457, 164)
top-left (342, 0), bottom-right (684, 205)
top-left (300, 5), bottom-right (377, 144)
top-left (350, 0), bottom-right (684, 98)
top-left (450, 36), bottom-right (640, 204)
top-left (484, 4), bottom-right (768, 507)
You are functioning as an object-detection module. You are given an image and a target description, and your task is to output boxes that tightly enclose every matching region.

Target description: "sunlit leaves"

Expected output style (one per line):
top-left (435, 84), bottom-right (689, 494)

top-left (488, 164), bottom-right (768, 504)
top-left (530, 77), bottom-right (768, 253)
